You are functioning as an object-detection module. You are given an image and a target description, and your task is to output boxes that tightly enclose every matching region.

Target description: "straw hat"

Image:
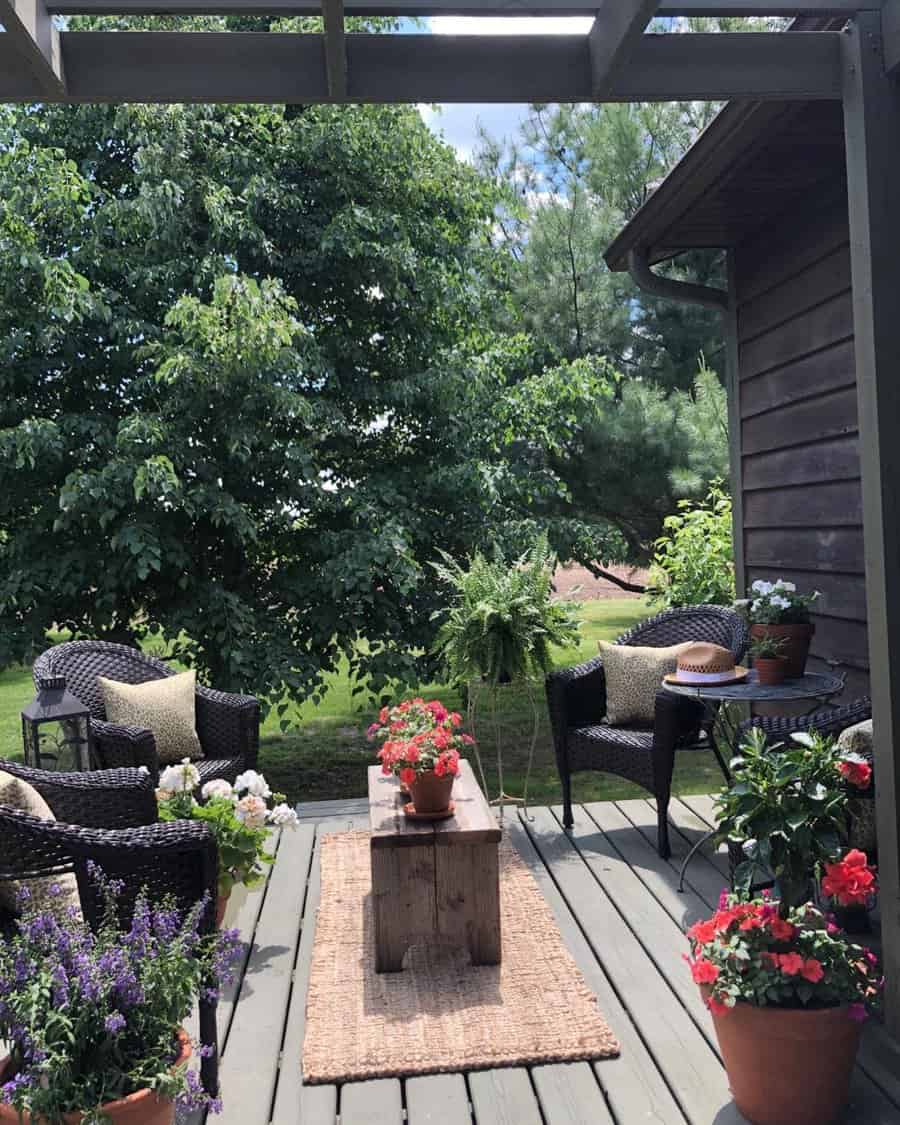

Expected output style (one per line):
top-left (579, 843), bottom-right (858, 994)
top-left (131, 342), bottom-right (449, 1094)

top-left (664, 642), bottom-right (748, 686)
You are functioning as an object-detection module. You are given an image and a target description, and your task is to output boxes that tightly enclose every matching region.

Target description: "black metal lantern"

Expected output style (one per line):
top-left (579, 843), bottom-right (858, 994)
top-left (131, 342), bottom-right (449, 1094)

top-left (21, 676), bottom-right (93, 772)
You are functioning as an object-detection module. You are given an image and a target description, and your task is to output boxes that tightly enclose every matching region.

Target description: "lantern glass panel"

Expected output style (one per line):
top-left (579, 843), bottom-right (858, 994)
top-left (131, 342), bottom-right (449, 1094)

top-left (21, 678), bottom-right (93, 772)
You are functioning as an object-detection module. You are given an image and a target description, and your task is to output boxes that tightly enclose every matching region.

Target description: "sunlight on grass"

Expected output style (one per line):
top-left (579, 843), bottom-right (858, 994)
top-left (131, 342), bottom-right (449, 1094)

top-left (0, 599), bottom-right (727, 806)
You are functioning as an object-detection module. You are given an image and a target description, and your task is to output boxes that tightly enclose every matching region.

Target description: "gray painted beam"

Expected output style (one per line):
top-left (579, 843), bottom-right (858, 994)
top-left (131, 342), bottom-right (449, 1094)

top-left (726, 251), bottom-right (747, 596)
top-left (44, 0), bottom-right (876, 15)
top-left (0, 30), bottom-right (843, 103)
top-left (0, 0), bottom-right (65, 94)
top-left (882, 0), bottom-right (900, 75)
top-left (841, 10), bottom-right (900, 1038)
top-left (322, 0), bottom-right (347, 99)
top-left (589, 0), bottom-right (658, 99)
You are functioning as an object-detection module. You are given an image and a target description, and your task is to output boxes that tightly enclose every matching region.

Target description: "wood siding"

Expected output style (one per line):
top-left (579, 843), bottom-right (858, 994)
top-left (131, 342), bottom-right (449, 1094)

top-left (734, 185), bottom-right (868, 689)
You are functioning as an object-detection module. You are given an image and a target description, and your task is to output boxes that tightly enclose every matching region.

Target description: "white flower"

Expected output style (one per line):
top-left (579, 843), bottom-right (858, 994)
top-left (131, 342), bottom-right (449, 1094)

top-left (268, 803), bottom-right (299, 829)
top-left (791, 732), bottom-right (816, 749)
top-left (751, 580), bottom-right (774, 595)
top-left (235, 794), bottom-right (268, 829)
top-left (751, 599), bottom-right (762, 614)
top-left (770, 595), bottom-right (791, 610)
top-left (158, 759), bottom-right (200, 793)
top-left (202, 778), bottom-right (235, 801)
top-left (773, 579), bottom-right (796, 592)
top-left (234, 770), bottom-right (272, 799)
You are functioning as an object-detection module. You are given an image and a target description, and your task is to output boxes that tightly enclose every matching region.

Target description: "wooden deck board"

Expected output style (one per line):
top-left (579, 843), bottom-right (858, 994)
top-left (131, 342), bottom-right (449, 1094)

top-left (199, 798), bottom-right (900, 1125)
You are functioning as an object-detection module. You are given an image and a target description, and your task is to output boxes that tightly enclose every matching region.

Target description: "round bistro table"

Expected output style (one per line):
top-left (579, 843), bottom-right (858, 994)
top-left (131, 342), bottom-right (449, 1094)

top-left (661, 669), bottom-right (845, 890)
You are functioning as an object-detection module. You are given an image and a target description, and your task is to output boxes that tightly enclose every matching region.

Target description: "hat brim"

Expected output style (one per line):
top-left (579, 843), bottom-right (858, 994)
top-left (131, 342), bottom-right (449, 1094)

top-left (664, 666), bottom-right (749, 687)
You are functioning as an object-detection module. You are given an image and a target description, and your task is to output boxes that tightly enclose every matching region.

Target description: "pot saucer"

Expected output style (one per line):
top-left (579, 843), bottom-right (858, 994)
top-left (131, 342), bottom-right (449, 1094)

top-left (402, 799), bottom-right (456, 822)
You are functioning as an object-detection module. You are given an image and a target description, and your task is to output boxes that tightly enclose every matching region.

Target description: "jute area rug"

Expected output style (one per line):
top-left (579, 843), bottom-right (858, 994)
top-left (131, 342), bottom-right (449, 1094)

top-left (302, 831), bottom-right (619, 1084)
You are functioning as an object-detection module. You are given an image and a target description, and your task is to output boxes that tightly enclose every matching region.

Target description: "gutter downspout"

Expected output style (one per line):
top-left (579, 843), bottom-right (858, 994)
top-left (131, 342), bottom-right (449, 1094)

top-left (626, 246), bottom-right (728, 310)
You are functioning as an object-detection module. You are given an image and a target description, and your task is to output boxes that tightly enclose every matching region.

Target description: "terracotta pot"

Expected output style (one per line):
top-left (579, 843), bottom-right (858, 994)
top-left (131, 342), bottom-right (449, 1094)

top-left (215, 891), bottom-right (230, 928)
top-left (753, 656), bottom-right (787, 686)
top-left (750, 623), bottom-right (814, 678)
top-left (0, 1029), bottom-right (191, 1125)
top-left (703, 992), bottom-right (861, 1125)
top-left (409, 770), bottom-right (454, 814)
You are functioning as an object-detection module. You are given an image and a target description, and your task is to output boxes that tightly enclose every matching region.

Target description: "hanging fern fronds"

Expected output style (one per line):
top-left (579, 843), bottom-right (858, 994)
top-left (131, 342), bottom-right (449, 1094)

top-left (430, 534), bottom-right (580, 686)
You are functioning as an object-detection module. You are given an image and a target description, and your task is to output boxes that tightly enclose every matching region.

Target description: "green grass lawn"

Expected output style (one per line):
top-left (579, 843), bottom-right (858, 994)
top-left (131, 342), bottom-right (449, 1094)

top-left (0, 598), bottom-right (726, 807)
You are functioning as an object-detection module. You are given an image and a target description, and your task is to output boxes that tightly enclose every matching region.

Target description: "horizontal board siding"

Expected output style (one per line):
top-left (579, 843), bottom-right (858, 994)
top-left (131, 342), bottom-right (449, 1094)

top-left (740, 338), bottom-right (856, 418)
top-left (735, 187), bottom-right (868, 683)
top-left (742, 434), bottom-right (859, 490)
top-left (743, 480), bottom-right (863, 529)
top-left (742, 386), bottom-right (857, 454)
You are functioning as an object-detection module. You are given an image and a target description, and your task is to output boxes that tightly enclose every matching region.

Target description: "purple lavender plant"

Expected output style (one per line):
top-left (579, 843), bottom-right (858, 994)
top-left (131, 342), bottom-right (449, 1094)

top-left (0, 872), bottom-right (241, 1122)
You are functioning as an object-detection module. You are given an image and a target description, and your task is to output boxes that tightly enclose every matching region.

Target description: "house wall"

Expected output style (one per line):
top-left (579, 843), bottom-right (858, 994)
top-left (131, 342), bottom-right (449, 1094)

top-left (732, 182), bottom-right (870, 698)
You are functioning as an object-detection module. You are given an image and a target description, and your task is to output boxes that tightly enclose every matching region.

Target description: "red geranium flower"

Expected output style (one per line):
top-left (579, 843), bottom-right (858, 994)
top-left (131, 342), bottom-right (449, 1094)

top-left (838, 759), bottom-right (873, 789)
top-left (821, 850), bottom-right (877, 907)
top-left (801, 958), bottom-right (825, 983)
top-left (778, 952), bottom-right (805, 976)
top-left (690, 958), bottom-right (720, 985)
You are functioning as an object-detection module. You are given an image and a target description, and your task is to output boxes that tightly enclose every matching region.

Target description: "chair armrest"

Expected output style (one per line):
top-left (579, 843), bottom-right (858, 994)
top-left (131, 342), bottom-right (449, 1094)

top-left (91, 718), bottom-right (159, 779)
top-left (737, 697), bottom-right (873, 754)
top-left (0, 761), bottom-right (157, 829)
top-left (0, 810), bottom-right (217, 932)
top-left (196, 685), bottom-right (260, 768)
top-left (545, 656), bottom-right (608, 749)
top-left (653, 689), bottom-right (706, 749)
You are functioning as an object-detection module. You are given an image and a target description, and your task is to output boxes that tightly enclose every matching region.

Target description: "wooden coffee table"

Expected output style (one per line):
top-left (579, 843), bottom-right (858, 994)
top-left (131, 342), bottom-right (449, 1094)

top-left (368, 760), bottom-right (502, 973)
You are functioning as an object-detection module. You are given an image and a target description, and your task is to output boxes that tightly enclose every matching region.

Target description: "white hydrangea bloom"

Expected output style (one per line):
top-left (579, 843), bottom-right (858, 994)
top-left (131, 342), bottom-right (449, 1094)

top-left (234, 770), bottom-right (272, 799)
top-left (773, 579), bottom-right (796, 592)
top-left (269, 803), bottom-right (299, 829)
top-left (751, 580), bottom-right (774, 595)
top-left (158, 759), bottom-right (200, 793)
top-left (769, 595), bottom-right (791, 610)
top-left (201, 778), bottom-right (235, 801)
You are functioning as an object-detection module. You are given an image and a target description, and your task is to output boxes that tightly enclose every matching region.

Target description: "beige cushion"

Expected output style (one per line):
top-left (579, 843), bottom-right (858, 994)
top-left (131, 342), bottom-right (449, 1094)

top-left (99, 669), bottom-right (204, 764)
top-left (0, 770), bottom-right (82, 920)
top-left (837, 719), bottom-right (873, 759)
top-left (599, 640), bottom-right (695, 726)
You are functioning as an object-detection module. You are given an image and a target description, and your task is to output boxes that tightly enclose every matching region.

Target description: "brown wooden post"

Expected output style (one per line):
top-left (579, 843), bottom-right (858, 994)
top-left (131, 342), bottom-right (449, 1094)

top-left (842, 9), bottom-right (900, 1035)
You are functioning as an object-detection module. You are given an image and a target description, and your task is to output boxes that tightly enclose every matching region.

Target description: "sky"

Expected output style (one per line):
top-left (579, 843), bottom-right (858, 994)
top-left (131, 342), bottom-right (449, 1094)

top-left (416, 16), bottom-right (593, 161)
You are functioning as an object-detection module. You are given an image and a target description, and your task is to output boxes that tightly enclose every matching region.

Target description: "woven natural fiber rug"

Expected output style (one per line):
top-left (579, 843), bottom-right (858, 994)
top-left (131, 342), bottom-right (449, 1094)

top-left (301, 830), bottom-right (619, 1084)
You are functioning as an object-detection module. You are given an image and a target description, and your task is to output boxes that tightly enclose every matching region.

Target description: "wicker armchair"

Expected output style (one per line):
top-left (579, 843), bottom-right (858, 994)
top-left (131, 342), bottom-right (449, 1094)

top-left (0, 761), bottom-right (220, 1093)
top-left (546, 605), bottom-right (749, 858)
top-left (735, 696), bottom-right (872, 750)
top-left (34, 641), bottom-right (260, 787)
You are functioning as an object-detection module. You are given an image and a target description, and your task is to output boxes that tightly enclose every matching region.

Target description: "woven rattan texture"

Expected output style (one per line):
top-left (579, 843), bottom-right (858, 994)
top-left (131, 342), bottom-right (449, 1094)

top-left (34, 641), bottom-right (260, 783)
top-left (302, 831), bottom-right (619, 1084)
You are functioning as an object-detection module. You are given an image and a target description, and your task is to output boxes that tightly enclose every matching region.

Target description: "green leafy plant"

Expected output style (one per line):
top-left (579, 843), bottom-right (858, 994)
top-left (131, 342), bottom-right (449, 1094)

top-left (431, 535), bottom-right (580, 686)
top-left (647, 482), bottom-right (734, 608)
top-left (749, 634), bottom-right (787, 659)
top-left (714, 729), bottom-right (850, 914)
top-left (431, 535), bottom-right (579, 807)
top-left (156, 763), bottom-right (298, 897)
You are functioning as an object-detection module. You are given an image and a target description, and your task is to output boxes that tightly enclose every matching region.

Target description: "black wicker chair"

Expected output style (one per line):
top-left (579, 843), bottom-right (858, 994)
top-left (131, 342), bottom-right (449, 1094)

top-left (34, 641), bottom-right (260, 786)
top-left (735, 696), bottom-right (872, 750)
top-left (546, 605), bottom-right (749, 858)
top-left (0, 761), bottom-right (220, 1093)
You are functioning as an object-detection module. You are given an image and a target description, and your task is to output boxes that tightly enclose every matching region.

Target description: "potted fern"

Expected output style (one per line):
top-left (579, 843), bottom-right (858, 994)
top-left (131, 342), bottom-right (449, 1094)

top-left (431, 535), bottom-right (579, 813)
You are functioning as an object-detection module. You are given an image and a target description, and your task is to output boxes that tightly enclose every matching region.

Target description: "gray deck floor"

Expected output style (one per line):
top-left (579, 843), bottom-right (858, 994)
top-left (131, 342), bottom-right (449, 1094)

top-left (196, 796), bottom-right (900, 1125)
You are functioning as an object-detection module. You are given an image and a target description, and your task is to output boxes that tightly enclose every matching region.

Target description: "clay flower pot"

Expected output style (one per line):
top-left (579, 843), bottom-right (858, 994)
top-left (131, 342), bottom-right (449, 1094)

top-left (0, 1029), bottom-right (192, 1125)
top-left (704, 994), bottom-right (862, 1125)
top-left (753, 656), bottom-right (787, 686)
top-left (750, 623), bottom-right (814, 678)
top-left (409, 769), bottom-right (454, 814)
top-left (215, 891), bottom-right (230, 928)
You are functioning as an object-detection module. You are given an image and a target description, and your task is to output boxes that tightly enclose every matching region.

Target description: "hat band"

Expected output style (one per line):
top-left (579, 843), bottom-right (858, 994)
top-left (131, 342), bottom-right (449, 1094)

top-left (674, 668), bottom-right (736, 684)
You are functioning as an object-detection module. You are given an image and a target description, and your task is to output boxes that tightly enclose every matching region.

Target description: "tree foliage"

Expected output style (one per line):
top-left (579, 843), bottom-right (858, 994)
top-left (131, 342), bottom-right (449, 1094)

top-left (0, 102), bottom-right (511, 704)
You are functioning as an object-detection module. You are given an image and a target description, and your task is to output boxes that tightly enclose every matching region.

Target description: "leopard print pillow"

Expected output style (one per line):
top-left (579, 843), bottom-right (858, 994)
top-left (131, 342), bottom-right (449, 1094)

top-left (599, 640), bottom-right (695, 726)
top-left (99, 669), bottom-right (204, 764)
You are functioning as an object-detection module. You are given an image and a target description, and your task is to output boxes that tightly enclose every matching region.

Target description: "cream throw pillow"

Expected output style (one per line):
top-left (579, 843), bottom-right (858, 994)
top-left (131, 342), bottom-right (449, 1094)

top-left (99, 669), bottom-right (204, 764)
top-left (599, 640), bottom-right (695, 726)
top-left (0, 770), bottom-right (82, 920)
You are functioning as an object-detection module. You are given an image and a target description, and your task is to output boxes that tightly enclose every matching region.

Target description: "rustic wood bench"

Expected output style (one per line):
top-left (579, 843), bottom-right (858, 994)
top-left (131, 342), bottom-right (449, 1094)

top-left (368, 760), bottom-right (502, 973)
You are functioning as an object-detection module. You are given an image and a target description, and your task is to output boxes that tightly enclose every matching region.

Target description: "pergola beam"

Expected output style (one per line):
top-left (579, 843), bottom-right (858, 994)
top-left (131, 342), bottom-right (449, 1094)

top-left (322, 0), bottom-right (347, 99)
top-left (589, 0), bottom-right (659, 99)
top-left (43, 0), bottom-right (871, 15)
top-left (0, 0), bottom-right (65, 95)
top-left (0, 29), bottom-right (843, 102)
